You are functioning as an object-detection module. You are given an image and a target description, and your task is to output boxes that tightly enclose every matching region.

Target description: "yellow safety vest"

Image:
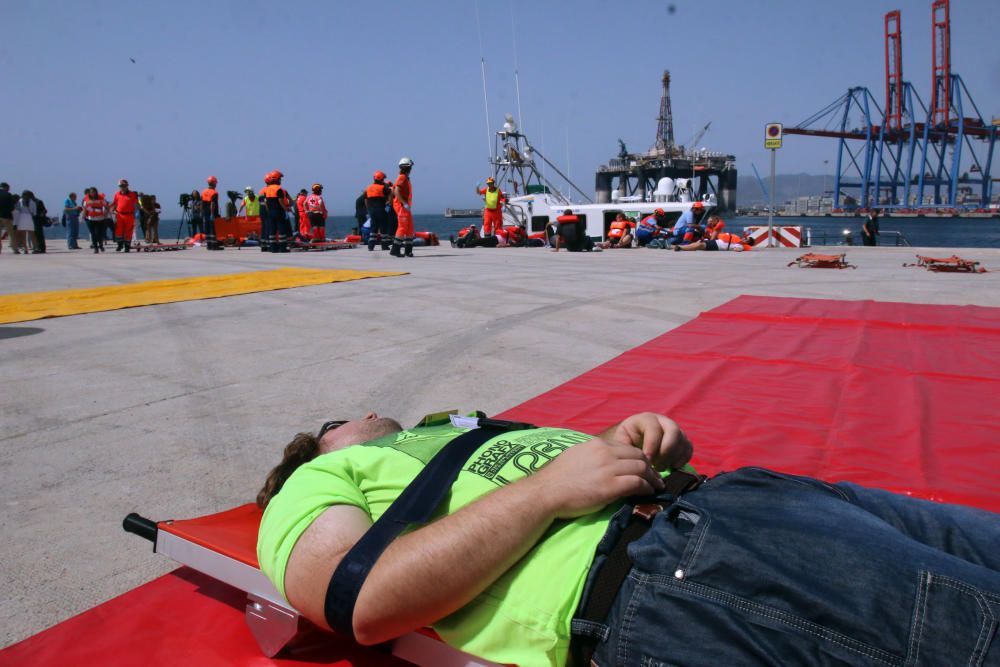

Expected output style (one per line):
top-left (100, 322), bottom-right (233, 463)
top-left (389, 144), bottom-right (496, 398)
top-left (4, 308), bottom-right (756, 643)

top-left (244, 196), bottom-right (260, 216)
top-left (484, 188), bottom-right (500, 210)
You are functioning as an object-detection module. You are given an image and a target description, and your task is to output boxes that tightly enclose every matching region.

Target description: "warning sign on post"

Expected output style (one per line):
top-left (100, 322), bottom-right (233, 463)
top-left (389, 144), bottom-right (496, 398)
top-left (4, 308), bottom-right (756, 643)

top-left (765, 123), bottom-right (783, 149)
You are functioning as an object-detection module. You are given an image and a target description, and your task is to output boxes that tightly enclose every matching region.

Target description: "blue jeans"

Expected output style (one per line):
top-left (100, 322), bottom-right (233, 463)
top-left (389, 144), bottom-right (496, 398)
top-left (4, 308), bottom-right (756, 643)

top-left (575, 467), bottom-right (1000, 666)
top-left (66, 215), bottom-right (80, 248)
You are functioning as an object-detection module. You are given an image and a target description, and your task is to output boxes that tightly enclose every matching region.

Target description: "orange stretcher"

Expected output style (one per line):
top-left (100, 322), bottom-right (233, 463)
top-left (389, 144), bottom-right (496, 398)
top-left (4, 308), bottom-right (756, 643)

top-left (290, 240), bottom-right (357, 252)
top-left (902, 254), bottom-right (987, 273)
top-left (787, 252), bottom-right (855, 269)
top-left (121, 506), bottom-right (502, 667)
top-left (135, 243), bottom-right (189, 253)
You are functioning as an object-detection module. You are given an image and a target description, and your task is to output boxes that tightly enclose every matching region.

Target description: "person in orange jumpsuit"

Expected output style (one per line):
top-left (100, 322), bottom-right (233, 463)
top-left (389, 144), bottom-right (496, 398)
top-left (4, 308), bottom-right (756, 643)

top-left (112, 179), bottom-right (139, 252)
top-left (304, 184), bottom-right (328, 242)
top-left (295, 189), bottom-right (309, 240)
top-left (391, 157), bottom-right (415, 257)
top-left (474, 176), bottom-right (506, 236)
top-left (201, 176), bottom-right (222, 250)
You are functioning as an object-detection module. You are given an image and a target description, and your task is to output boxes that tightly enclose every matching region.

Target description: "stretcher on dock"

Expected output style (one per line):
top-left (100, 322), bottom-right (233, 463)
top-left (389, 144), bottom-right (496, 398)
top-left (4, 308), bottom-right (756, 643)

top-left (903, 254), bottom-right (987, 272)
top-left (787, 252), bottom-right (855, 269)
top-left (5, 296), bottom-right (999, 666)
top-left (289, 240), bottom-right (357, 252)
top-left (121, 506), bottom-right (501, 666)
top-left (135, 242), bottom-right (190, 253)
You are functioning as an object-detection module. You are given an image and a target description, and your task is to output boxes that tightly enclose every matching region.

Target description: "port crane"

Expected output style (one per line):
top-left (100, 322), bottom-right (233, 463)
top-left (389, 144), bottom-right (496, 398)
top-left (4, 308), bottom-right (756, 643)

top-left (782, 0), bottom-right (996, 211)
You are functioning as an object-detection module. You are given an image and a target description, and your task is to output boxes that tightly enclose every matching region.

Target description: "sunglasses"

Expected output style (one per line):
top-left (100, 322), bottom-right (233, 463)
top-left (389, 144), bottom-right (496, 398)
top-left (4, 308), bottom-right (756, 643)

top-left (317, 419), bottom-right (349, 439)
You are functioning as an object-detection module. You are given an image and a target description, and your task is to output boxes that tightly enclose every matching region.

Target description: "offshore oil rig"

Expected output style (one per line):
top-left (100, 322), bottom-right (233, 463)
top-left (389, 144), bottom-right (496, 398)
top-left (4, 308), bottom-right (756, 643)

top-left (595, 71), bottom-right (738, 212)
top-left (785, 0), bottom-right (998, 212)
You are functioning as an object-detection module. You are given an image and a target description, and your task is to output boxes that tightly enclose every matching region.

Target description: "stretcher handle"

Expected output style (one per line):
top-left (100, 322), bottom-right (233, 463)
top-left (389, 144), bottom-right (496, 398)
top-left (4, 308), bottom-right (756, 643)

top-left (122, 513), bottom-right (158, 543)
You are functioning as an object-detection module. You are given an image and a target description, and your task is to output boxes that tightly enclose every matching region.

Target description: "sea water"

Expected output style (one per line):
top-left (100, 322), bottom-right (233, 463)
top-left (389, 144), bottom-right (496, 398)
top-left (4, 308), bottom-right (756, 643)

top-left (46, 214), bottom-right (1000, 249)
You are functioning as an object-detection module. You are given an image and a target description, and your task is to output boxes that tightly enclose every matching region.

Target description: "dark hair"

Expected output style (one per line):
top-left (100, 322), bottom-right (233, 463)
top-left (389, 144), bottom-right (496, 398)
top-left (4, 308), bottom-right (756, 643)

top-left (745, 237), bottom-right (756, 246)
top-left (256, 432), bottom-right (321, 508)
top-left (0, 182), bottom-right (8, 189)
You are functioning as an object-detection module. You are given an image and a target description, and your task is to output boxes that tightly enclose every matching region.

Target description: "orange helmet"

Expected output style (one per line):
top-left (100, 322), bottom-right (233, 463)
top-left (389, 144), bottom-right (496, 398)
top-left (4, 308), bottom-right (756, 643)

top-left (311, 183), bottom-right (323, 193)
top-left (373, 170), bottom-right (386, 181)
top-left (654, 208), bottom-right (665, 216)
top-left (207, 175), bottom-right (218, 186)
top-left (265, 170), bottom-right (283, 184)
top-left (692, 201), bottom-right (705, 210)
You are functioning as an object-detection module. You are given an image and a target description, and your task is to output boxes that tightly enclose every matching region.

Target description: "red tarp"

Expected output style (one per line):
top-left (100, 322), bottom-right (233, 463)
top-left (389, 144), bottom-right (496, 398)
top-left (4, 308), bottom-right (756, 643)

top-left (4, 296), bottom-right (999, 666)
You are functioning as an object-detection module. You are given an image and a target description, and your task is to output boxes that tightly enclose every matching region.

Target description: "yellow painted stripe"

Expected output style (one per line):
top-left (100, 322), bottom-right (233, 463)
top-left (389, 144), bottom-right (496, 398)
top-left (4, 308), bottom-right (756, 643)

top-left (0, 268), bottom-right (406, 324)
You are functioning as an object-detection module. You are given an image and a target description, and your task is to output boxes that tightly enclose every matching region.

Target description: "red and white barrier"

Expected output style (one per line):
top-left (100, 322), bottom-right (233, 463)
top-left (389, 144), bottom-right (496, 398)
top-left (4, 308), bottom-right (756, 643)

top-left (743, 226), bottom-right (803, 248)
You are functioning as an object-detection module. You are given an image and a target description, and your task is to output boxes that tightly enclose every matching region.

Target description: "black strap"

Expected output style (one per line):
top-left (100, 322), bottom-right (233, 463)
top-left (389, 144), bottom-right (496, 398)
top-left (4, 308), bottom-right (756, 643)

top-left (324, 420), bottom-right (535, 638)
top-left (569, 470), bottom-right (704, 667)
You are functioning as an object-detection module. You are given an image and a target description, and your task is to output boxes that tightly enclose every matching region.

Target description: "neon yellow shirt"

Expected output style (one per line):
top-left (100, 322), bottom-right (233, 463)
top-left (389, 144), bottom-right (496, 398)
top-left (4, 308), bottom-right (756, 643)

top-left (258, 420), bottom-right (682, 667)
top-left (243, 195), bottom-right (260, 217)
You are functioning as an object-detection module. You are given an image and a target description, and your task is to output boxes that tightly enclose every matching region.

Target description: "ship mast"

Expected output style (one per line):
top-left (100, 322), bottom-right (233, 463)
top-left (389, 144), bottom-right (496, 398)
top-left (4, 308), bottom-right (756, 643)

top-left (490, 113), bottom-right (591, 203)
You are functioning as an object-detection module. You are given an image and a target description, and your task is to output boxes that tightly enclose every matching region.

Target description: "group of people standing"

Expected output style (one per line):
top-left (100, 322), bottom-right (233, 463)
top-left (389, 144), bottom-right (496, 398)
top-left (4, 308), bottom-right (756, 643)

top-left (354, 157), bottom-right (416, 257)
top-left (76, 180), bottom-right (162, 253)
top-left (0, 182), bottom-right (50, 254)
top-left (0, 180), bottom-right (163, 255)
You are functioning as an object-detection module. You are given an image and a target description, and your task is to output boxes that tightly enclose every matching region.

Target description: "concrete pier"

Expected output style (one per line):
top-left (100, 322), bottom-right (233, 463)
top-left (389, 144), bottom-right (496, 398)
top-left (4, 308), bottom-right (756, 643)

top-left (2, 243), bottom-right (998, 647)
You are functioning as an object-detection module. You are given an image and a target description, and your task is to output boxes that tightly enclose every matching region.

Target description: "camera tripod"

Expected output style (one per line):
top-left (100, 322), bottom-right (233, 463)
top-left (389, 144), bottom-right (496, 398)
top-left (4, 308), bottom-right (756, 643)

top-left (176, 200), bottom-right (195, 243)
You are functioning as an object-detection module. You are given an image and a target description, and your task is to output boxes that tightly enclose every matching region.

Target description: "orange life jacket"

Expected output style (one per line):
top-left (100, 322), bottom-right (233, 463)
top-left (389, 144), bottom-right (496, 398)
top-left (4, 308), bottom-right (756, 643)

top-left (83, 195), bottom-right (106, 219)
top-left (201, 187), bottom-right (217, 203)
top-left (263, 184), bottom-right (288, 204)
top-left (366, 183), bottom-right (388, 199)
top-left (556, 214), bottom-right (579, 225)
top-left (609, 220), bottom-right (630, 238)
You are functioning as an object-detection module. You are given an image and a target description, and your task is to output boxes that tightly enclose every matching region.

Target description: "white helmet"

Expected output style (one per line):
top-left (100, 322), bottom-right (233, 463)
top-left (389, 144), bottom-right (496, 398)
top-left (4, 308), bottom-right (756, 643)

top-left (398, 157), bottom-right (414, 168)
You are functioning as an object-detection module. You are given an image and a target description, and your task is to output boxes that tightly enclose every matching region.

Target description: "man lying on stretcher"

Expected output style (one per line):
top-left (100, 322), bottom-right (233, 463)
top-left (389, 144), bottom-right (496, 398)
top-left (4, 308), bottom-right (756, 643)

top-left (257, 411), bottom-right (1000, 667)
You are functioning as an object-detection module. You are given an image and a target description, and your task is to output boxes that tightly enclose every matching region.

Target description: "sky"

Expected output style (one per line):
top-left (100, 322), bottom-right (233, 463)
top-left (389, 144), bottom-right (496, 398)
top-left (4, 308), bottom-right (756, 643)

top-left (3, 0), bottom-right (998, 214)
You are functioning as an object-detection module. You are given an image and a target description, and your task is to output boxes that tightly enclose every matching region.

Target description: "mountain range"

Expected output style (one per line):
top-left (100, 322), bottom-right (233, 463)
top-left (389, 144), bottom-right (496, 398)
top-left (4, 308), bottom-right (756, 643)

top-left (735, 173), bottom-right (832, 207)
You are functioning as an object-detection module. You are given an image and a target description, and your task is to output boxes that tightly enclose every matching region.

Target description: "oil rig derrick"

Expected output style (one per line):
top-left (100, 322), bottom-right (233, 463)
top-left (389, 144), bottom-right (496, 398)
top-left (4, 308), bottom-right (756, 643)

top-left (783, 0), bottom-right (997, 211)
top-left (595, 70), bottom-right (738, 212)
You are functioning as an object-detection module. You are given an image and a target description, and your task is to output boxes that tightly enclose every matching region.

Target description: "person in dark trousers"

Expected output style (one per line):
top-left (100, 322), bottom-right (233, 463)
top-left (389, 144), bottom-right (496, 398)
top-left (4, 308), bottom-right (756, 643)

top-left (364, 171), bottom-right (392, 251)
top-left (201, 176), bottom-right (222, 250)
top-left (262, 170), bottom-right (291, 252)
top-left (862, 209), bottom-right (880, 246)
top-left (0, 182), bottom-right (17, 254)
top-left (31, 195), bottom-right (48, 253)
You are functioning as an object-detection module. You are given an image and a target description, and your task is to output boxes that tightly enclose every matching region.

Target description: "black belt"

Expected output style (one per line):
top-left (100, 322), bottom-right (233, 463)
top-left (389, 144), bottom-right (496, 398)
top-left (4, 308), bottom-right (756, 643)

top-left (568, 469), bottom-right (705, 667)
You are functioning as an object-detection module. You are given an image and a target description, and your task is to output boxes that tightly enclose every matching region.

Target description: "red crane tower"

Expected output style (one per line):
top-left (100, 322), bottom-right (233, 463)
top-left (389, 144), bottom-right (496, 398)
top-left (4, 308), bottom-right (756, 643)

top-left (930, 0), bottom-right (950, 127)
top-left (884, 10), bottom-right (903, 132)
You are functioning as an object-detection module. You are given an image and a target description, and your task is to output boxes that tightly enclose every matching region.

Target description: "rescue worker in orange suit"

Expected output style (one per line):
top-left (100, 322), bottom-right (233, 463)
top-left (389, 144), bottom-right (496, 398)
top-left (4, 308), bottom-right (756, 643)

top-left (606, 212), bottom-right (634, 248)
top-left (201, 176), bottom-right (222, 250)
top-left (295, 189), bottom-right (309, 240)
top-left (365, 171), bottom-right (392, 251)
top-left (112, 178), bottom-right (139, 252)
top-left (390, 157), bottom-right (414, 257)
top-left (304, 184), bottom-right (328, 242)
top-left (475, 176), bottom-right (506, 236)
top-left (258, 176), bottom-right (273, 252)
top-left (263, 170), bottom-right (291, 252)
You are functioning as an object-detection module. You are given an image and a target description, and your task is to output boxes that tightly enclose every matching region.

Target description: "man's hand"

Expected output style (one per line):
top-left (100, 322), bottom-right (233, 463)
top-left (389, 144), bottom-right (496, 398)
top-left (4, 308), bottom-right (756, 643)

top-left (601, 412), bottom-right (693, 472)
top-left (531, 437), bottom-right (666, 519)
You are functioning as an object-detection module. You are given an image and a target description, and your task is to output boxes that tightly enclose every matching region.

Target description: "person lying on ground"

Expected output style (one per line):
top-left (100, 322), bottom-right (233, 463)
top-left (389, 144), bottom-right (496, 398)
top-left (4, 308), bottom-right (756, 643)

top-left (674, 232), bottom-right (755, 252)
top-left (256, 410), bottom-right (1000, 667)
